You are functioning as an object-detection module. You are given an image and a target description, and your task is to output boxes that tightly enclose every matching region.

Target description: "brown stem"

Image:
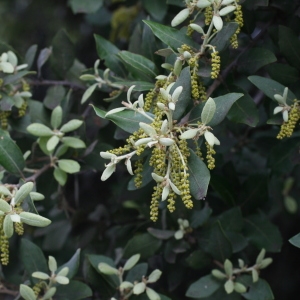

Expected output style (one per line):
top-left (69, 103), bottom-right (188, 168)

top-left (24, 163), bottom-right (52, 182)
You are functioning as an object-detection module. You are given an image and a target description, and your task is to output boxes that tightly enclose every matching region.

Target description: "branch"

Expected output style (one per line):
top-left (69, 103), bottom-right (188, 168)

top-left (24, 163), bottom-right (52, 182)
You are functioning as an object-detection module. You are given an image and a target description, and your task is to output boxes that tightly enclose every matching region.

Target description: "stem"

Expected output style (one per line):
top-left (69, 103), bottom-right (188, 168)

top-left (29, 79), bottom-right (85, 90)
top-left (200, 18), bottom-right (215, 55)
top-left (24, 163), bottom-right (51, 183)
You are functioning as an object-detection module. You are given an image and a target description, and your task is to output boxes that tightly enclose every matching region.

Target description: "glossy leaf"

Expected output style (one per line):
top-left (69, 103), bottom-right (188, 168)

top-left (185, 275), bottom-right (221, 298)
top-left (187, 149), bottom-right (210, 200)
top-left (141, 0), bottom-right (167, 20)
top-left (0, 129), bottom-right (25, 176)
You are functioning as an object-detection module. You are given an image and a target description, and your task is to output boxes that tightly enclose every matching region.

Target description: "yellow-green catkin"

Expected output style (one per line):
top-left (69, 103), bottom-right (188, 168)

top-left (187, 21), bottom-right (194, 36)
top-left (33, 281), bottom-right (44, 296)
top-left (206, 142), bottom-right (216, 170)
top-left (194, 140), bottom-right (203, 160)
top-left (150, 147), bottom-right (167, 177)
top-left (14, 222), bottom-right (24, 235)
top-left (18, 101), bottom-right (28, 117)
top-left (134, 159), bottom-right (144, 188)
top-left (150, 185), bottom-right (161, 222)
top-left (205, 6), bottom-right (213, 25)
top-left (191, 72), bottom-right (200, 100)
top-left (198, 80), bottom-right (207, 101)
top-left (230, 4), bottom-right (244, 49)
top-left (210, 51), bottom-right (221, 79)
top-left (22, 80), bottom-right (30, 91)
top-left (167, 191), bottom-right (176, 213)
top-left (277, 103), bottom-right (300, 139)
top-left (0, 111), bottom-right (11, 129)
top-left (0, 216), bottom-right (9, 265)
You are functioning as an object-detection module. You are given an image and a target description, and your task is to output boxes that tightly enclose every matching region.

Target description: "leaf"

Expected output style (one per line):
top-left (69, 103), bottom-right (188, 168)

top-left (237, 275), bottom-right (274, 300)
top-left (237, 48), bottom-right (277, 74)
top-left (185, 275), bottom-right (222, 298)
top-left (266, 63), bottom-right (299, 86)
top-left (58, 159), bottom-right (80, 174)
top-left (20, 239), bottom-right (48, 284)
top-left (141, 0), bottom-right (167, 21)
top-left (92, 105), bottom-right (154, 134)
top-left (27, 123), bottom-right (53, 136)
top-left (81, 83), bottom-right (98, 104)
top-left (123, 233), bottom-right (162, 260)
top-left (57, 249), bottom-right (81, 279)
top-left (44, 85), bottom-right (66, 110)
top-left (3, 70), bottom-right (33, 85)
top-left (227, 91), bottom-right (259, 127)
top-left (200, 221), bottom-right (232, 261)
top-left (189, 93), bottom-right (243, 126)
top-left (0, 129), bottom-right (25, 176)
top-left (170, 66), bottom-right (191, 120)
top-left (69, 0), bottom-right (103, 14)
top-left (190, 205), bottom-right (212, 228)
top-left (118, 51), bottom-right (158, 81)
top-left (226, 232), bottom-right (248, 253)
top-left (125, 263), bottom-right (148, 282)
top-left (201, 97), bottom-right (216, 125)
top-left (211, 23), bottom-right (239, 52)
top-left (3, 215), bottom-right (13, 238)
top-left (187, 149), bottom-right (210, 200)
top-left (278, 25), bottom-right (300, 71)
top-left (54, 167), bottom-right (67, 186)
top-left (143, 20), bottom-right (199, 51)
top-left (20, 285), bottom-right (36, 300)
top-left (289, 232), bottom-right (300, 248)
top-left (51, 29), bottom-right (75, 75)
top-left (20, 212), bottom-right (51, 227)
top-left (217, 207), bottom-right (244, 232)
top-left (113, 81), bottom-right (155, 92)
top-left (185, 249), bottom-right (211, 269)
top-left (243, 213), bottom-right (282, 252)
top-left (25, 44), bottom-right (38, 70)
top-left (55, 280), bottom-right (93, 300)
top-left (37, 47), bottom-right (52, 77)
top-left (62, 137), bottom-right (86, 149)
top-left (147, 228), bottom-right (175, 240)
top-left (94, 34), bottom-right (126, 77)
top-left (248, 76), bottom-right (296, 105)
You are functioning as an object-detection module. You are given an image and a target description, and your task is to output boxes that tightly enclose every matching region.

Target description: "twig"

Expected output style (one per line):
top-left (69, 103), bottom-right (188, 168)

top-left (24, 163), bottom-right (52, 182)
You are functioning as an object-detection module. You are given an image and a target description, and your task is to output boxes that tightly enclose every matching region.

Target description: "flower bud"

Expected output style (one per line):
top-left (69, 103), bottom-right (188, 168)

top-left (171, 8), bottom-right (190, 27)
top-left (183, 51), bottom-right (192, 59)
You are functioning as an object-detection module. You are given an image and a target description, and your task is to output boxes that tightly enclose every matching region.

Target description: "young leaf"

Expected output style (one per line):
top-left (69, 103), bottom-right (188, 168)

top-left (51, 106), bottom-right (63, 129)
top-left (60, 119), bottom-right (83, 133)
top-left (20, 284), bottom-right (37, 300)
top-left (3, 215), bottom-right (14, 238)
top-left (201, 98), bottom-right (216, 125)
top-left (14, 182), bottom-right (34, 205)
top-left (61, 137), bottom-right (86, 149)
top-left (57, 159), bottom-right (80, 174)
top-left (27, 123), bottom-right (53, 137)
top-left (54, 168), bottom-right (67, 186)
top-left (57, 249), bottom-right (81, 279)
top-left (20, 212), bottom-right (51, 227)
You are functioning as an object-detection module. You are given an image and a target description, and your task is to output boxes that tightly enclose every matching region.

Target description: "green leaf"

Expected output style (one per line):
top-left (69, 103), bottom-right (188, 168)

top-left (237, 48), bottom-right (277, 74)
top-left (14, 182), bottom-right (34, 205)
top-left (0, 199), bottom-right (11, 213)
top-left (51, 29), bottom-right (75, 75)
top-left (57, 249), bottom-right (81, 279)
top-left (125, 263), bottom-right (148, 282)
top-left (113, 81), bottom-right (155, 92)
top-left (92, 105), bottom-right (154, 134)
top-left (60, 119), bottom-right (83, 133)
top-left (20, 285), bottom-right (37, 300)
top-left (62, 137), bottom-right (86, 149)
top-left (237, 275), bottom-right (274, 300)
top-left (58, 159), bottom-right (80, 174)
top-left (94, 34), bottom-right (126, 77)
top-left (211, 23), bottom-right (239, 52)
top-left (189, 93), bottom-right (243, 126)
top-left (289, 233), bottom-right (300, 248)
top-left (266, 63), bottom-right (299, 86)
top-left (51, 106), bottom-right (63, 129)
top-left (55, 280), bottom-right (93, 300)
top-left (27, 123), bottom-right (53, 136)
top-left (278, 25), bottom-right (300, 71)
top-left (185, 249), bottom-right (211, 269)
top-left (187, 149), bottom-right (210, 200)
top-left (3, 70), bottom-right (33, 85)
top-left (190, 205), bottom-right (212, 228)
top-left (227, 91), bottom-right (259, 127)
top-left (25, 44), bottom-right (38, 70)
top-left (217, 207), bottom-right (244, 232)
top-left (81, 83), bottom-right (98, 104)
top-left (141, 0), bottom-right (167, 21)
top-left (185, 275), bottom-right (222, 298)
top-left (167, 0), bottom-right (185, 7)
top-left (20, 212), bottom-right (51, 227)
top-left (147, 228), bottom-right (175, 240)
top-left (20, 239), bottom-right (48, 284)
top-left (143, 20), bottom-right (199, 51)
top-left (248, 76), bottom-right (296, 105)
top-left (87, 254), bottom-right (119, 288)
top-left (47, 135), bottom-right (60, 152)
top-left (118, 51), bottom-right (158, 81)
top-left (226, 231), bottom-right (248, 253)
top-left (201, 97), bottom-right (216, 125)
top-left (123, 233), bottom-right (162, 260)
top-left (54, 167), bottom-right (68, 186)
top-left (0, 129), bottom-right (25, 176)
top-left (200, 221), bottom-right (232, 261)
top-left (243, 213), bottom-right (282, 252)
top-left (170, 66), bottom-right (191, 120)
top-left (3, 215), bottom-right (14, 238)
top-left (69, 0), bottom-right (103, 14)
top-left (44, 86), bottom-right (66, 110)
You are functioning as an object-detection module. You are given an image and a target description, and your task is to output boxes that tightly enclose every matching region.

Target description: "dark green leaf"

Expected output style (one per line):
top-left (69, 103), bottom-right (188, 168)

top-left (237, 48), bottom-right (276, 74)
top-left (87, 254), bottom-right (119, 288)
top-left (118, 51), bottom-right (158, 81)
top-left (123, 233), bottom-right (162, 260)
top-left (25, 44), bottom-right (38, 69)
top-left (52, 29), bottom-right (75, 75)
top-left (167, 0), bottom-right (185, 7)
top-left (237, 275), bottom-right (274, 300)
top-left (44, 85), bottom-right (66, 110)
top-left (94, 34), bottom-right (126, 77)
top-left (243, 213), bottom-right (282, 252)
top-left (227, 92), bottom-right (259, 127)
top-left (289, 233), bottom-right (300, 248)
top-left (248, 76), bottom-right (296, 105)
top-left (226, 231), bottom-right (248, 253)
top-left (3, 70), bottom-right (33, 85)
top-left (278, 26), bottom-right (300, 71)
top-left (69, 0), bottom-right (103, 14)
top-left (190, 205), bottom-right (212, 228)
top-left (141, 0), bottom-right (167, 21)
top-left (0, 129), bottom-right (25, 176)
top-left (266, 63), bottom-right (299, 86)
top-left (217, 207), bottom-right (244, 232)
top-left (147, 228), bottom-right (175, 240)
top-left (211, 23), bottom-right (239, 52)
top-left (20, 239), bottom-right (48, 284)
top-left (189, 93), bottom-right (243, 126)
top-left (200, 221), bottom-right (232, 261)
top-left (92, 105), bottom-right (154, 133)
top-left (113, 81), bottom-right (155, 92)
top-left (185, 249), bottom-right (211, 269)
top-left (185, 275), bottom-right (222, 298)
top-left (57, 249), bottom-right (81, 279)
top-left (171, 66), bottom-right (191, 120)
top-left (143, 20), bottom-right (199, 51)
top-left (188, 149), bottom-right (210, 200)
top-left (55, 280), bottom-right (93, 300)
top-left (125, 263), bottom-right (148, 282)
top-left (200, 286), bottom-right (242, 300)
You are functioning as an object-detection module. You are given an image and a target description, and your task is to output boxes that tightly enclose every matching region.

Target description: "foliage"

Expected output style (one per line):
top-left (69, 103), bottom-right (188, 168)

top-left (0, 0), bottom-right (300, 299)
